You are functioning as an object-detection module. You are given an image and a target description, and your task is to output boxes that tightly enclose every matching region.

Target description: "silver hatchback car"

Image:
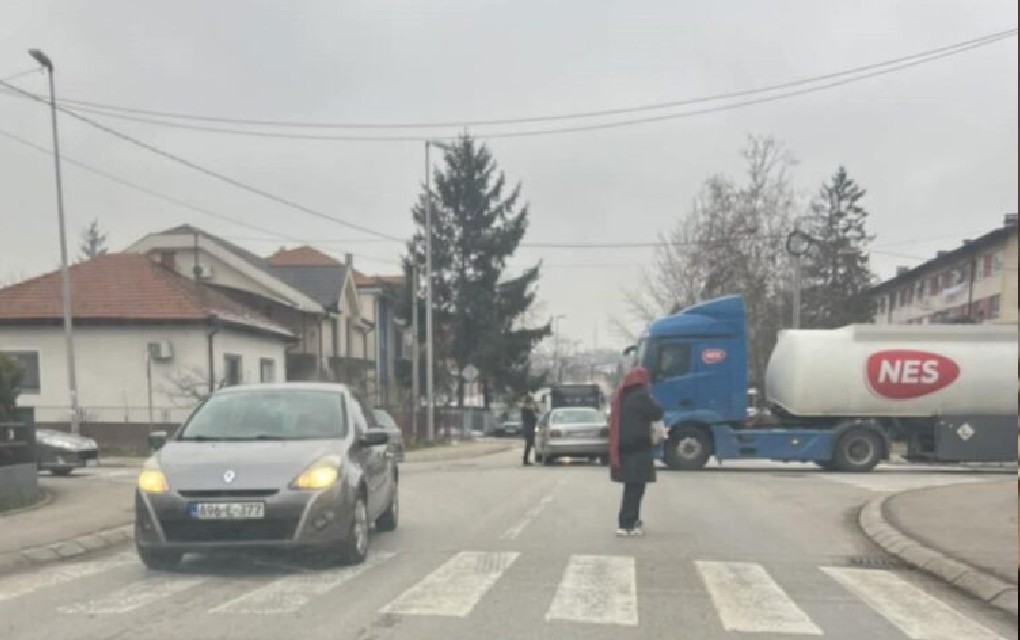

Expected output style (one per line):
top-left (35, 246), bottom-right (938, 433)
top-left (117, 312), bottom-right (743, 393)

top-left (535, 406), bottom-right (609, 465)
top-left (135, 383), bottom-right (397, 570)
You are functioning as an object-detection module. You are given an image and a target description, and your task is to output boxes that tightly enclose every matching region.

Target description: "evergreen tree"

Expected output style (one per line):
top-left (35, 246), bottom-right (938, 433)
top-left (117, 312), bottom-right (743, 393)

top-left (78, 219), bottom-right (108, 261)
top-left (800, 166), bottom-right (877, 328)
top-left (405, 135), bottom-right (550, 405)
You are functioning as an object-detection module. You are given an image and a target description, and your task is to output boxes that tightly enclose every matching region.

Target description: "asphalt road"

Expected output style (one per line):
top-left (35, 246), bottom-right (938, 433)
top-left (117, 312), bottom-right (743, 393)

top-left (2, 448), bottom-right (1016, 640)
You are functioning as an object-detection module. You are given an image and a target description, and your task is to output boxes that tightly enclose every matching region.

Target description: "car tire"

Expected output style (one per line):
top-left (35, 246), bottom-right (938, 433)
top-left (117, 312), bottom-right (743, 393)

top-left (338, 494), bottom-right (370, 565)
top-left (664, 425), bottom-right (712, 471)
top-left (832, 428), bottom-right (882, 472)
top-left (51, 467), bottom-right (74, 477)
top-left (375, 483), bottom-right (399, 532)
top-left (137, 546), bottom-right (182, 571)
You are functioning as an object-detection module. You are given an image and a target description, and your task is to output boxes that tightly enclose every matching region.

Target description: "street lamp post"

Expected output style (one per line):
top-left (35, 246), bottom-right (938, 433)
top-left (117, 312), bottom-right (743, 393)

top-left (28, 48), bottom-right (80, 435)
top-left (424, 139), bottom-right (454, 442)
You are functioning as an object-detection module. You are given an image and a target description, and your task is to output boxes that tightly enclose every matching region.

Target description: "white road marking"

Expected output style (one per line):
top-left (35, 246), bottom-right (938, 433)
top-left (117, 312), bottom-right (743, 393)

top-left (498, 478), bottom-right (565, 540)
top-left (817, 474), bottom-right (986, 493)
top-left (211, 552), bottom-right (395, 614)
top-left (58, 575), bottom-right (207, 614)
top-left (0, 553), bottom-right (135, 603)
top-left (822, 567), bottom-right (1005, 640)
top-left (381, 551), bottom-right (519, 617)
top-left (696, 560), bottom-right (821, 635)
top-left (546, 555), bottom-right (638, 626)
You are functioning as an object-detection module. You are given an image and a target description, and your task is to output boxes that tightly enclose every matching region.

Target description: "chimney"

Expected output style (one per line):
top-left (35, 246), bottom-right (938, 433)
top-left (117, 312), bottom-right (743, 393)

top-left (895, 266), bottom-right (909, 276)
top-left (1004, 213), bottom-right (1018, 227)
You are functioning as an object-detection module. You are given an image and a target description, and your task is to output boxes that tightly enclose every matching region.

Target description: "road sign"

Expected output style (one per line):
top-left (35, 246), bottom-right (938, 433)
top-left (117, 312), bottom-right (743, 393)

top-left (461, 364), bottom-right (479, 382)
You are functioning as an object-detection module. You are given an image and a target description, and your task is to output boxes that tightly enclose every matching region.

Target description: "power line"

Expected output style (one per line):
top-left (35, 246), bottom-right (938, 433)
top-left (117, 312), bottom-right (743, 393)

top-left (0, 77), bottom-right (406, 241)
top-left (1, 67), bottom-right (41, 83)
top-left (24, 30), bottom-right (1013, 143)
top-left (2, 29), bottom-right (1013, 131)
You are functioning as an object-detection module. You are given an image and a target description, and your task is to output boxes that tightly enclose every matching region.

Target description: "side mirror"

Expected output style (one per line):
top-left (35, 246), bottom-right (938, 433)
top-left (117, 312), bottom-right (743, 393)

top-left (359, 431), bottom-right (389, 447)
top-left (147, 430), bottom-right (168, 451)
top-left (622, 345), bottom-right (636, 356)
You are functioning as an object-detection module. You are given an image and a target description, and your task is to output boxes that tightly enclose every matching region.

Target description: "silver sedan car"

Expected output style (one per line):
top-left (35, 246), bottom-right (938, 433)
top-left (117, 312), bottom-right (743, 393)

top-left (134, 383), bottom-right (397, 570)
top-left (535, 406), bottom-right (609, 465)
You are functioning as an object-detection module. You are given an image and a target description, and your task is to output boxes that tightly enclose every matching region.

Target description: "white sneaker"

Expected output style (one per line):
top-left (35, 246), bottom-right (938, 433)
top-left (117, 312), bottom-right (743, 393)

top-left (615, 528), bottom-right (631, 537)
top-left (630, 526), bottom-right (645, 537)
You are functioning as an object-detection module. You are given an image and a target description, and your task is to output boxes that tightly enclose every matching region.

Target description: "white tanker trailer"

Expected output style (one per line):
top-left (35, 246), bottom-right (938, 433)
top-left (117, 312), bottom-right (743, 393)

top-left (633, 295), bottom-right (1018, 471)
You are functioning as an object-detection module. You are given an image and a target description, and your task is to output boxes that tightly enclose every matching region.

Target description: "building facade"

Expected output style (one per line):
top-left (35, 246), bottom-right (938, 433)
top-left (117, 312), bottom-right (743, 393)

top-left (870, 215), bottom-right (1017, 325)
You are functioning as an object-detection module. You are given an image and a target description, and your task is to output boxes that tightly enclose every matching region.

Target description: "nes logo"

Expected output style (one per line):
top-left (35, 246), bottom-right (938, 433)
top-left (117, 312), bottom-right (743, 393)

top-left (702, 348), bottom-right (727, 365)
top-left (866, 350), bottom-right (960, 400)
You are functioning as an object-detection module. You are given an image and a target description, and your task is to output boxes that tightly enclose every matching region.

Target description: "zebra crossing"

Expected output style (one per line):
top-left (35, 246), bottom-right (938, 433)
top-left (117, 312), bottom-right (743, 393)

top-left (0, 549), bottom-right (1008, 639)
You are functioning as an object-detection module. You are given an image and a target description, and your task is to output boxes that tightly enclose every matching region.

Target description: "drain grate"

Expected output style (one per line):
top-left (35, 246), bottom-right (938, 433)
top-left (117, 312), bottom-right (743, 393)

top-left (845, 556), bottom-right (907, 570)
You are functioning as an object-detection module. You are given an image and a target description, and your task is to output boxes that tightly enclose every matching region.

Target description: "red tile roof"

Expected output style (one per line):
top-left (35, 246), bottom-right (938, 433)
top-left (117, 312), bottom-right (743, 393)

top-left (0, 253), bottom-right (291, 335)
top-left (267, 246), bottom-right (342, 267)
top-left (353, 270), bottom-right (404, 288)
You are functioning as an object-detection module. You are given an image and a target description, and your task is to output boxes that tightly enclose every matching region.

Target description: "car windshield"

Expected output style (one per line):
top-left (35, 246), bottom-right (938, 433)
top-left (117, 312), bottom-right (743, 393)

top-left (550, 408), bottom-right (605, 425)
top-left (178, 390), bottom-right (347, 441)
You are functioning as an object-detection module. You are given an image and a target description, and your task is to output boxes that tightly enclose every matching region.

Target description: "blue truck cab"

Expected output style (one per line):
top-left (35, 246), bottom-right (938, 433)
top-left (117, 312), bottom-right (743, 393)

top-left (635, 295), bottom-right (869, 471)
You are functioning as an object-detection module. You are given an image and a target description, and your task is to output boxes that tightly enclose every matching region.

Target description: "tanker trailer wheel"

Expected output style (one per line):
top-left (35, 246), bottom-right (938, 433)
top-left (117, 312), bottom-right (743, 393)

top-left (664, 425), bottom-right (712, 471)
top-left (832, 428), bottom-right (882, 472)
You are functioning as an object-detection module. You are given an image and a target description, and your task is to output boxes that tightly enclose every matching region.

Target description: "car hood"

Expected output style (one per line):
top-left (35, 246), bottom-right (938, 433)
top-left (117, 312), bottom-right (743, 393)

top-left (156, 440), bottom-right (337, 490)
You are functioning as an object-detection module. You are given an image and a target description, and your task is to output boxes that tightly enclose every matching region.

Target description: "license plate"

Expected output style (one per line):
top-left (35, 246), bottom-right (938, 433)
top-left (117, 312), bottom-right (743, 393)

top-left (189, 502), bottom-right (265, 520)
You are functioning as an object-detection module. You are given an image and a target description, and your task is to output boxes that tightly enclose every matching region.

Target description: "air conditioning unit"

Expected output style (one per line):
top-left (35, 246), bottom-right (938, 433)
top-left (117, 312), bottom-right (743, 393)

top-left (148, 340), bottom-right (174, 362)
top-left (195, 264), bottom-right (214, 280)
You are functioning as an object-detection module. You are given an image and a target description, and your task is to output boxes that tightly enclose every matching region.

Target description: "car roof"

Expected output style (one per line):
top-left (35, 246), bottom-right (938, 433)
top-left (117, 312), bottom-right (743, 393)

top-left (214, 382), bottom-right (351, 395)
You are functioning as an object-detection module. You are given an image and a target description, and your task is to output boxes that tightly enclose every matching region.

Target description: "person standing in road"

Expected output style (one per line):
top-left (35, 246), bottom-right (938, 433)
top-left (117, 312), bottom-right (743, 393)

top-left (521, 395), bottom-right (539, 466)
top-left (609, 367), bottom-right (664, 536)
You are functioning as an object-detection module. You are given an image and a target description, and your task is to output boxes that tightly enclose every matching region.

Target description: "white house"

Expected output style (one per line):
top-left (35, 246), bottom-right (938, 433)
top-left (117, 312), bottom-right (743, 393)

top-left (126, 227), bottom-right (373, 384)
top-left (0, 253), bottom-right (294, 433)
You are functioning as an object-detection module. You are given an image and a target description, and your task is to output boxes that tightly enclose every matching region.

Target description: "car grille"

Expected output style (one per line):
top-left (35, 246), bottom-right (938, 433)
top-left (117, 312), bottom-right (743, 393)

top-left (177, 489), bottom-right (279, 498)
top-left (160, 519), bottom-right (297, 542)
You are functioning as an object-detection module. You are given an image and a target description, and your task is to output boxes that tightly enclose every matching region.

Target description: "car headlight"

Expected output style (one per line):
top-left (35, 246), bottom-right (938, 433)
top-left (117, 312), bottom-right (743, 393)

top-left (291, 457), bottom-right (341, 490)
top-left (137, 459), bottom-right (170, 493)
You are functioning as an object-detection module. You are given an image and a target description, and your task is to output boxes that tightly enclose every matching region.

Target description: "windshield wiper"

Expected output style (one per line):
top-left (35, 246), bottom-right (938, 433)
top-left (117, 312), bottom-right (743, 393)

top-left (177, 435), bottom-right (235, 442)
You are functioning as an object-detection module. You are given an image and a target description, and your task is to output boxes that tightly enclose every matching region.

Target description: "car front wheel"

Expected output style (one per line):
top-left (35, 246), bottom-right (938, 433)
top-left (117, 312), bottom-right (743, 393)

top-left (338, 494), bottom-right (370, 565)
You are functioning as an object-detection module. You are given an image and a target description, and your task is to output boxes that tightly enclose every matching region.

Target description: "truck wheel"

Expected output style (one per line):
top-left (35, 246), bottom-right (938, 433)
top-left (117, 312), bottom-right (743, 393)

top-left (832, 429), bottom-right (882, 472)
top-left (664, 426), bottom-right (711, 471)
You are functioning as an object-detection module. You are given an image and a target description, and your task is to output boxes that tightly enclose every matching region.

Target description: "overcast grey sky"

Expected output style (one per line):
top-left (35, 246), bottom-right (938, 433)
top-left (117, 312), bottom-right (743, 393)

top-left (1, 1), bottom-right (1016, 348)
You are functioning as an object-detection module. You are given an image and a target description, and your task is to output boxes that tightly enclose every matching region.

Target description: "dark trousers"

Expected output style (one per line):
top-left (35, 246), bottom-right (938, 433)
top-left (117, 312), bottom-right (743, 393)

top-left (618, 482), bottom-right (646, 529)
top-left (523, 431), bottom-right (535, 463)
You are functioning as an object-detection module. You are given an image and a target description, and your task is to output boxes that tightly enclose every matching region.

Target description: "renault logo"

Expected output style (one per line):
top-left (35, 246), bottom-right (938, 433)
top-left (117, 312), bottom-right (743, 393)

top-left (222, 469), bottom-right (236, 483)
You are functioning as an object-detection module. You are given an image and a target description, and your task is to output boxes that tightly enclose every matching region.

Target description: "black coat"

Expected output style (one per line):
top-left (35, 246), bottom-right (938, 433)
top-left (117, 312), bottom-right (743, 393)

top-left (521, 406), bottom-right (538, 435)
top-left (611, 386), bottom-right (664, 484)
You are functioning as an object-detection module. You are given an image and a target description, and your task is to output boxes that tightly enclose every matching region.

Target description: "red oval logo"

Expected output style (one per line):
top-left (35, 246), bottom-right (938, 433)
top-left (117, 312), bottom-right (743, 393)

top-left (865, 350), bottom-right (960, 400)
top-left (702, 348), bottom-right (726, 365)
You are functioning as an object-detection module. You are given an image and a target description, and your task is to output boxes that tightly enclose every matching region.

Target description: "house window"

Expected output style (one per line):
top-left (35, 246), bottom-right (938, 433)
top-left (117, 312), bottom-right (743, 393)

top-left (982, 254), bottom-right (993, 278)
top-left (1, 351), bottom-right (40, 393)
top-left (259, 358), bottom-right (276, 383)
top-left (223, 354), bottom-right (243, 386)
top-left (989, 295), bottom-right (1001, 320)
top-left (990, 250), bottom-right (1004, 277)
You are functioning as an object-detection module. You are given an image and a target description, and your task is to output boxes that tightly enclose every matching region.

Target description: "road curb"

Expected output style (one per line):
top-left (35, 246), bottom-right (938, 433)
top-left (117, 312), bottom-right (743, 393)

top-left (0, 489), bottom-right (54, 518)
top-left (859, 493), bottom-right (1018, 617)
top-left (0, 523), bottom-right (133, 577)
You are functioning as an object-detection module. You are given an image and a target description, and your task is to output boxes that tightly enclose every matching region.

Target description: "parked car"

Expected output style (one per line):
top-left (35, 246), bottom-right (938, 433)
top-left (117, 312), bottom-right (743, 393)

top-left (35, 428), bottom-right (99, 475)
top-left (535, 406), bottom-right (609, 465)
top-left (498, 409), bottom-right (523, 437)
top-left (372, 408), bottom-right (406, 463)
top-left (134, 383), bottom-right (397, 570)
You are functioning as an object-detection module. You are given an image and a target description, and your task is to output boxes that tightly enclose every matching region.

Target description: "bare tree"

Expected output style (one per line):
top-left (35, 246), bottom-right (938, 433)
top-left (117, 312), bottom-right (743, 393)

top-left (623, 135), bottom-right (799, 386)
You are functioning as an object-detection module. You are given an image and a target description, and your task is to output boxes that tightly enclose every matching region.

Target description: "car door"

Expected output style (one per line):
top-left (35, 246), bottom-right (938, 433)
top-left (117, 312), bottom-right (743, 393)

top-left (536, 411), bottom-right (550, 455)
top-left (348, 396), bottom-right (387, 518)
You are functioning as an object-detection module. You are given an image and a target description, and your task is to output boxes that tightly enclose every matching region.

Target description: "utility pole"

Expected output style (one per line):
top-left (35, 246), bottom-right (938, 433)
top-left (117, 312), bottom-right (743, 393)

top-left (410, 263), bottom-right (420, 442)
top-left (28, 49), bottom-right (80, 435)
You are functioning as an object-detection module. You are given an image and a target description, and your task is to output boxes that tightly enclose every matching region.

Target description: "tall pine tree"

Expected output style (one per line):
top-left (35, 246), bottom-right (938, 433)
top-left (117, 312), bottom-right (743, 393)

top-left (800, 166), bottom-right (876, 328)
top-left (78, 219), bottom-right (108, 261)
top-left (405, 135), bottom-right (549, 406)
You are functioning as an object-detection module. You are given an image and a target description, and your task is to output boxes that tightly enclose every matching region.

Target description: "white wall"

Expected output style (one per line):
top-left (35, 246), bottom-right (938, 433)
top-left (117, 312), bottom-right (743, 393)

top-left (0, 325), bottom-right (289, 424)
